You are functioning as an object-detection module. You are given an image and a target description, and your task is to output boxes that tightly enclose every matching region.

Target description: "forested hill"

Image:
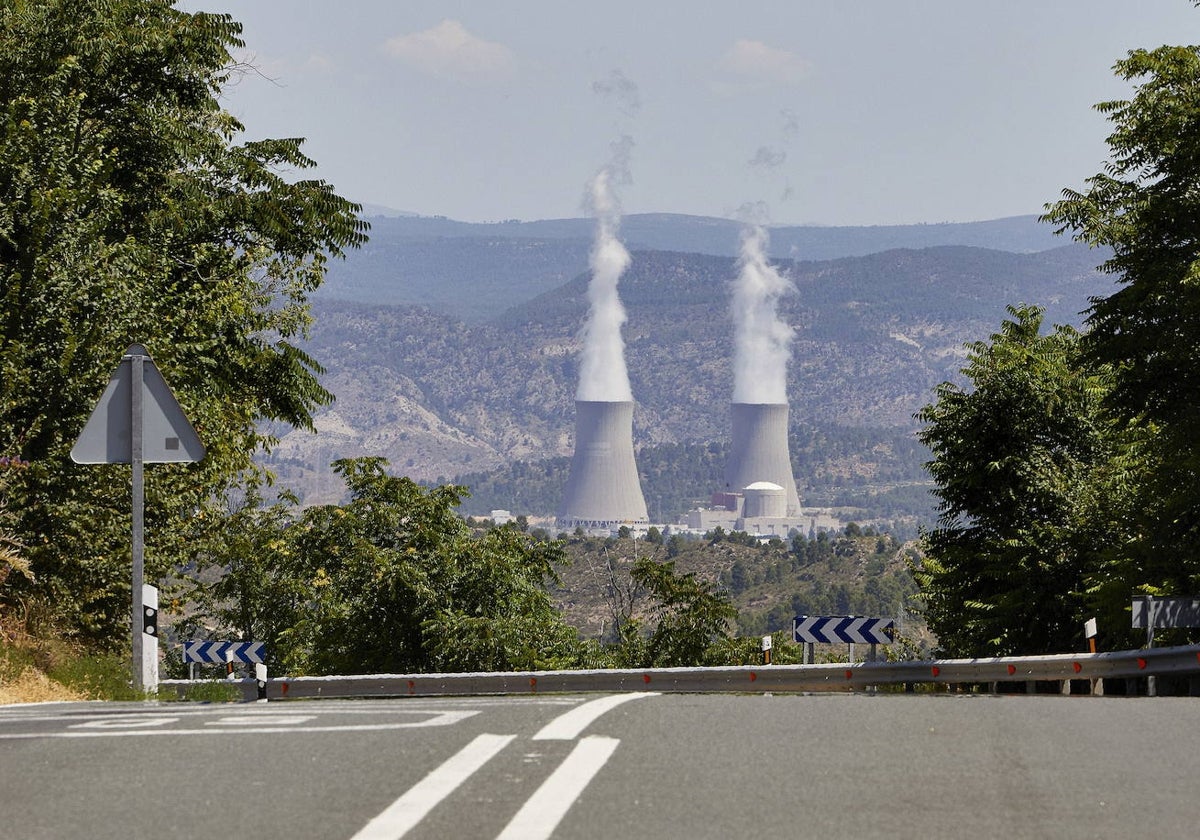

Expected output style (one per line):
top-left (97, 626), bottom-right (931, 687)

top-left (318, 213), bottom-right (1066, 322)
top-left (265, 240), bottom-right (1111, 524)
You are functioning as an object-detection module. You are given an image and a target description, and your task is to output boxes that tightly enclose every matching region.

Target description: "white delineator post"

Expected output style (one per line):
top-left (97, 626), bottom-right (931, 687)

top-left (142, 583), bottom-right (158, 690)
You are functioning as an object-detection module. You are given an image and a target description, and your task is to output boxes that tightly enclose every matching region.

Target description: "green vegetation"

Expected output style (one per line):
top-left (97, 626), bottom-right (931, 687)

top-left (916, 306), bottom-right (1118, 656)
top-left (0, 0), bottom-right (365, 647)
top-left (8, 1), bottom-right (1200, 697)
top-left (552, 526), bottom-right (926, 657)
top-left (919, 26), bottom-right (1200, 657)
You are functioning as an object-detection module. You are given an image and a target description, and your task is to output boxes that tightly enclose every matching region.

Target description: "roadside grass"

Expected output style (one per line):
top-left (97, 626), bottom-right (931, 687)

top-left (2, 620), bottom-right (238, 703)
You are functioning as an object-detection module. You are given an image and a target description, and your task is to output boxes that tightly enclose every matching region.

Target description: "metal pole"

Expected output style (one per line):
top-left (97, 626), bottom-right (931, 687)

top-left (131, 352), bottom-right (146, 694)
top-left (1145, 595), bottom-right (1156, 697)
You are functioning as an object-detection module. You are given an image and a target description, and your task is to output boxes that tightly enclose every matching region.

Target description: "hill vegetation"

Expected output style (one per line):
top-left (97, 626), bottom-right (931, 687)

top-left (269, 241), bottom-right (1109, 528)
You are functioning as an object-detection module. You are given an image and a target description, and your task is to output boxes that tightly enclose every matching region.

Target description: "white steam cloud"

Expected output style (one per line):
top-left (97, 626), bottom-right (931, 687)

top-left (576, 163), bottom-right (634, 402)
top-left (731, 223), bottom-right (794, 404)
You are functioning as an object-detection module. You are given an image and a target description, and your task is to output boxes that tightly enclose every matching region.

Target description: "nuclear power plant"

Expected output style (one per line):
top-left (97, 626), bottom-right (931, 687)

top-left (554, 205), bottom-right (829, 537)
top-left (555, 396), bottom-right (831, 538)
top-left (556, 400), bottom-right (649, 532)
top-left (675, 400), bottom-right (821, 538)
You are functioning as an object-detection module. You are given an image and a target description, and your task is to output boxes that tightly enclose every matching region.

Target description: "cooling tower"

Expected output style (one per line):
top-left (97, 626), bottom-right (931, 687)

top-left (725, 402), bottom-right (802, 516)
top-left (557, 400), bottom-right (649, 530)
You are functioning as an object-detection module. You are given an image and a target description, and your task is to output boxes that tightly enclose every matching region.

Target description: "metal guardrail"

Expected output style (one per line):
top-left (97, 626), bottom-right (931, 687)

top-left (160, 644), bottom-right (1200, 701)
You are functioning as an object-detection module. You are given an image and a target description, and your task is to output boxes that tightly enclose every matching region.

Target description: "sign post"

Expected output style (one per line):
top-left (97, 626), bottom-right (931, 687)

top-left (1131, 595), bottom-right (1200, 697)
top-left (71, 344), bottom-right (204, 693)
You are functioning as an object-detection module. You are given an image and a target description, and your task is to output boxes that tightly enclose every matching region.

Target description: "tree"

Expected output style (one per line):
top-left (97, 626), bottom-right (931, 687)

top-left (187, 458), bottom-right (585, 676)
top-left (915, 306), bottom-right (1120, 656)
top-left (1043, 39), bottom-right (1200, 611)
top-left (0, 1), bottom-right (366, 645)
top-left (630, 557), bottom-right (736, 667)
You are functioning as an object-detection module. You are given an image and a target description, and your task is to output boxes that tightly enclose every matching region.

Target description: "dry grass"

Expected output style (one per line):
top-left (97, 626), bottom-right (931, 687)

top-left (0, 666), bottom-right (83, 705)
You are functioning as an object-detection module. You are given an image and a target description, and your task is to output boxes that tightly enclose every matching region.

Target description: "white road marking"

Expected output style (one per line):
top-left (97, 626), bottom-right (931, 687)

top-left (71, 715), bottom-right (179, 729)
top-left (206, 715), bottom-right (315, 726)
top-left (496, 736), bottom-right (620, 840)
top-left (532, 692), bottom-right (659, 740)
top-left (0, 710), bottom-right (478, 739)
top-left (350, 733), bottom-right (515, 840)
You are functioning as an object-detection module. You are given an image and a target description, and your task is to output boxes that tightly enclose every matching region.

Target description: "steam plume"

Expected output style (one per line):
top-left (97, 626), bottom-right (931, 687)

top-left (731, 223), bottom-right (794, 404)
top-left (576, 162), bottom-right (633, 402)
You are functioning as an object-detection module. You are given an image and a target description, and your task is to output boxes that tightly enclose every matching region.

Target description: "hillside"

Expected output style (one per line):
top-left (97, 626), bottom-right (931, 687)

top-left (265, 240), bottom-right (1110, 527)
top-left (549, 528), bottom-right (931, 656)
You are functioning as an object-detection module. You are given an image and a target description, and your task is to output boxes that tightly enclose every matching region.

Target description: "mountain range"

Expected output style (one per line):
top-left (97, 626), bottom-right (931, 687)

top-left (266, 213), bottom-right (1112, 529)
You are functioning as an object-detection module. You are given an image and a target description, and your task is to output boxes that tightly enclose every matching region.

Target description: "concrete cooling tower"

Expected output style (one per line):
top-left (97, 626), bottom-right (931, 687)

top-left (557, 400), bottom-right (649, 531)
top-left (724, 402), bottom-right (802, 516)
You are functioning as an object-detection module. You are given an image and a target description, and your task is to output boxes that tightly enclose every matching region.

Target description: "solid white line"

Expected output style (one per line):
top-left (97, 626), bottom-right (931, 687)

top-left (350, 733), bottom-right (514, 840)
top-left (496, 736), bottom-right (619, 840)
top-left (532, 692), bottom-right (659, 740)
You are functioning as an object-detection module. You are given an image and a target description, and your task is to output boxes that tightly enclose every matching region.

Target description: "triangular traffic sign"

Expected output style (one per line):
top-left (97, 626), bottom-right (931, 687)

top-left (71, 344), bottom-right (205, 464)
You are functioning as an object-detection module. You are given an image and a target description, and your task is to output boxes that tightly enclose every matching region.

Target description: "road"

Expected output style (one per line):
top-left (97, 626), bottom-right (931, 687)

top-left (1, 692), bottom-right (1198, 839)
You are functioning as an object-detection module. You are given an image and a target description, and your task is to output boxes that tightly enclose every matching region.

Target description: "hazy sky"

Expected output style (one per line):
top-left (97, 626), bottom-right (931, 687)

top-left (180, 1), bottom-right (1198, 226)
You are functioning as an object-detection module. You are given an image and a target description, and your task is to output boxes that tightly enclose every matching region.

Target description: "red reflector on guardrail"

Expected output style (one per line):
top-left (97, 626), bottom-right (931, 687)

top-left (1007, 665), bottom-right (1016, 676)
top-left (931, 666), bottom-right (941, 677)
top-left (1073, 662), bottom-right (1082, 673)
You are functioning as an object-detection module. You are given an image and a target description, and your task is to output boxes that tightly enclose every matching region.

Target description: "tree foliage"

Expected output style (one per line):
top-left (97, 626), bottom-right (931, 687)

top-left (0, 0), bottom-right (366, 645)
top-left (629, 557), bottom-right (737, 667)
top-left (915, 306), bottom-right (1121, 656)
top-left (181, 459), bottom-right (584, 675)
top-left (1043, 42), bottom-right (1200, 606)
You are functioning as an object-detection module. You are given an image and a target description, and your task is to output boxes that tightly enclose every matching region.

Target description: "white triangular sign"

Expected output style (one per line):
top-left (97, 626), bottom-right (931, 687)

top-left (71, 344), bottom-right (205, 464)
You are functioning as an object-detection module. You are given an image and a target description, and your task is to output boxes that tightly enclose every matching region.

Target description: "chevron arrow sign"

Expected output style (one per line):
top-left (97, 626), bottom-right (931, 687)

top-left (792, 615), bottom-right (895, 645)
top-left (182, 640), bottom-right (266, 665)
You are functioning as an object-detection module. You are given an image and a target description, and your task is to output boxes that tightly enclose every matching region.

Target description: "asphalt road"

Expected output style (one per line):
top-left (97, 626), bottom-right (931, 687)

top-left (1, 692), bottom-right (1198, 839)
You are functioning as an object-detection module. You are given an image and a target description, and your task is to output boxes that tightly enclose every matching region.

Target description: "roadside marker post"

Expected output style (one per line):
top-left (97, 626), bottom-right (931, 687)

top-left (1084, 617), bottom-right (1101, 695)
top-left (71, 344), bottom-right (205, 694)
top-left (142, 584), bottom-right (159, 690)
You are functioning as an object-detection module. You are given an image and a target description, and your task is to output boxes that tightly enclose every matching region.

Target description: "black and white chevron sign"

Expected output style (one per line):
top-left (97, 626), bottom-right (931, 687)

top-left (182, 640), bottom-right (266, 665)
top-left (792, 615), bottom-right (895, 645)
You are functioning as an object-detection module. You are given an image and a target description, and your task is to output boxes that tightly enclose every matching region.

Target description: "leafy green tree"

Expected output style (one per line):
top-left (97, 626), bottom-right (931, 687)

top-left (0, 1), bottom-right (365, 645)
top-left (191, 459), bottom-right (584, 676)
top-left (1043, 38), bottom-right (1200, 613)
top-left (630, 557), bottom-right (736, 667)
top-left (915, 306), bottom-right (1120, 656)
